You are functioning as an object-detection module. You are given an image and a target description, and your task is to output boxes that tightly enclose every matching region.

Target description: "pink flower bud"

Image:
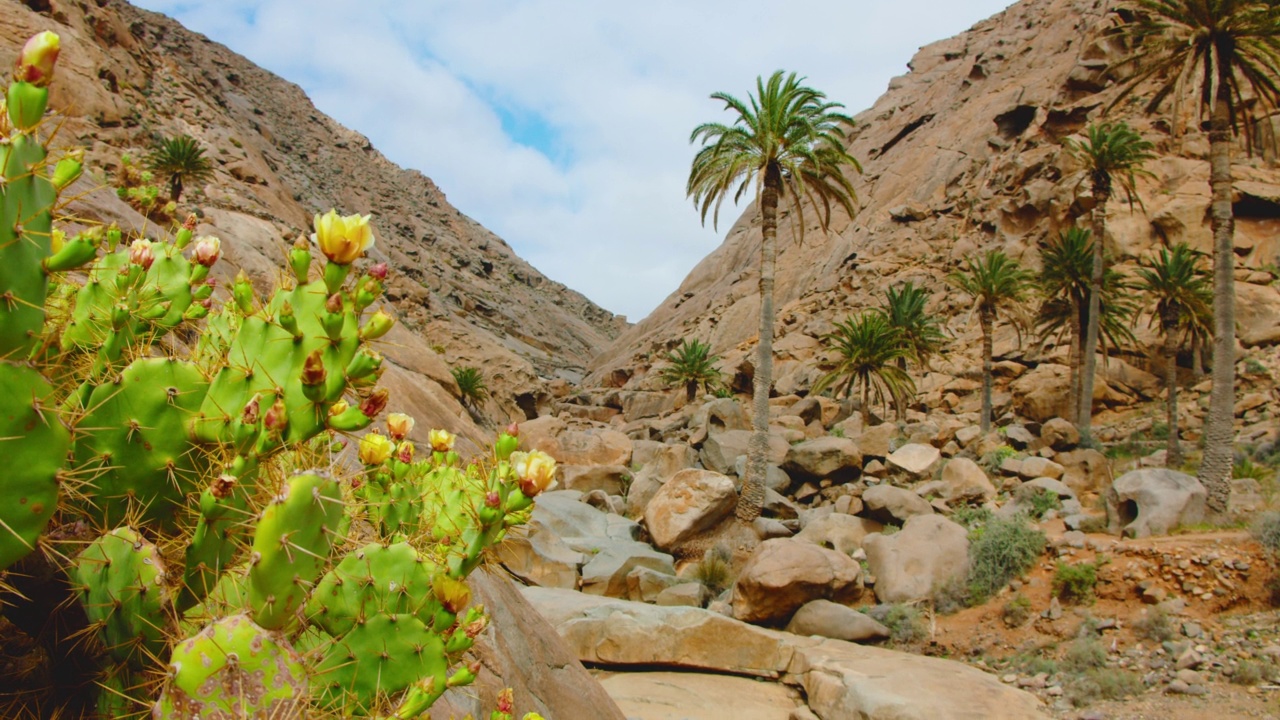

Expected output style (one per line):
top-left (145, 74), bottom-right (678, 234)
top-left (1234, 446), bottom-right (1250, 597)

top-left (128, 239), bottom-right (155, 270)
top-left (190, 235), bottom-right (221, 267)
top-left (360, 388), bottom-right (389, 419)
top-left (15, 32), bottom-right (59, 88)
top-left (368, 262), bottom-right (388, 280)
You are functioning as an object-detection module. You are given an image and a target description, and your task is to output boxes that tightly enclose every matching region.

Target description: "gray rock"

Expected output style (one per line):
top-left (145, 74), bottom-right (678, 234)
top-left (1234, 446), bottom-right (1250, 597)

top-left (655, 582), bottom-right (707, 607)
top-left (887, 443), bottom-right (941, 477)
top-left (1106, 469), bottom-right (1207, 538)
top-left (796, 513), bottom-right (884, 555)
top-left (861, 484), bottom-right (934, 525)
top-left (864, 514), bottom-right (969, 604)
top-left (580, 540), bottom-right (676, 597)
top-left (786, 600), bottom-right (890, 643)
top-left (783, 436), bottom-right (863, 482)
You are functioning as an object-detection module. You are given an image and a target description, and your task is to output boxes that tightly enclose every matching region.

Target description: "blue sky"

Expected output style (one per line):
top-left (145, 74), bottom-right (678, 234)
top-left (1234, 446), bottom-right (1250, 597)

top-left (131, 0), bottom-right (1014, 320)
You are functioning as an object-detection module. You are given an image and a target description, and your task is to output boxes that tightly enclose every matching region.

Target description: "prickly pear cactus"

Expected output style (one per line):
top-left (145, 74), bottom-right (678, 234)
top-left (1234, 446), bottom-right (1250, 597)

top-left (0, 30), bottom-right (557, 720)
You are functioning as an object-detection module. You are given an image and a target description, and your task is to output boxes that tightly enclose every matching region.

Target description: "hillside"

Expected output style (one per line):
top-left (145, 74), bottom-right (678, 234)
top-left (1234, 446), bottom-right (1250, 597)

top-left (586, 0), bottom-right (1280, 431)
top-left (3, 0), bottom-right (626, 448)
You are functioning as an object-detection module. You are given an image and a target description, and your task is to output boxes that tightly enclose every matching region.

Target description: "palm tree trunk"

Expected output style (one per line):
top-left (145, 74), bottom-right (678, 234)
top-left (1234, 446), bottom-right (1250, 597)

top-left (171, 175), bottom-right (183, 202)
top-left (686, 381), bottom-right (697, 404)
top-left (736, 164), bottom-right (780, 522)
top-left (980, 307), bottom-right (994, 433)
top-left (1199, 95), bottom-right (1237, 513)
top-left (1079, 199), bottom-right (1108, 437)
top-left (1067, 296), bottom-right (1083, 424)
top-left (895, 356), bottom-right (907, 421)
top-left (862, 377), bottom-right (871, 426)
top-left (1163, 313), bottom-right (1182, 468)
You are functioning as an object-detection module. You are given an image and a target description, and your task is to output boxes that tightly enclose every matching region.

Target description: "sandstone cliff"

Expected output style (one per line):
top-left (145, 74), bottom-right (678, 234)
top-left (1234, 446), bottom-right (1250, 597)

top-left (587, 0), bottom-right (1280, 429)
top-left (3, 0), bottom-right (625, 450)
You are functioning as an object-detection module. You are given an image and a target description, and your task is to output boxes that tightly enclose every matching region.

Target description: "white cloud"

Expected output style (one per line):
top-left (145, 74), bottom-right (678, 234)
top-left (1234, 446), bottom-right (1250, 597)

top-left (133, 0), bottom-right (1013, 320)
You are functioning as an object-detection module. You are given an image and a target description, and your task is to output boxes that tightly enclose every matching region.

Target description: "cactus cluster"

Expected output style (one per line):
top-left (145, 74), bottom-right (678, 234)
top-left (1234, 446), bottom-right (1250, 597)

top-left (0, 32), bottom-right (549, 720)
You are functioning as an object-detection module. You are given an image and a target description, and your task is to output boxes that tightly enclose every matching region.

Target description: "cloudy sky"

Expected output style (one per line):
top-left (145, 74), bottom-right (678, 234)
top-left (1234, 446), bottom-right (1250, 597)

top-left (132, 0), bottom-right (1013, 321)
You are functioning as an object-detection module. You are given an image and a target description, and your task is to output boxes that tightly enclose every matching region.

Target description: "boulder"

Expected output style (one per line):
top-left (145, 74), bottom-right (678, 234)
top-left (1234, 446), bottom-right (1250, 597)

top-left (700, 429), bottom-right (789, 475)
top-left (1056, 448), bottom-right (1111, 496)
top-left (624, 442), bottom-right (699, 517)
top-left (644, 469), bottom-right (738, 551)
top-left (579, 539), bottom-right (676, 597)
top-left (1106, 469), bottom-right (1207, 538)
top-left (858, 423), bottom-right (898, 458)
top-left (1003, 425), bottom-right (1037, 450)
top-left (864, 515), bottom-right (969, 604)
top-left (1040, 417), bottom-right (1080, 450)
top-left (654, 583), bottom-right (708, 608)
top-left (795, 513), bottom-right (884, 555)
top-left (598, 672), bottom-right (798, 720)
top-left (733, 455), bottom-right (794, 492)
top-left (1018, 456), bottom-right (1065, 480)
top-left (786, 600), bottom-right (890, 643)
top-left (732, 538), bottom-right (863, 624)
top-left (886, 443), bottom-right (941, 477)
top-left (1011, 364), bottom-right (1071, 422)
top-left (783, 437), bottom-right (863, 481)
top-left (861, 484), bottom-right (934, 525)
top-left (554, 428), bottom-right (633, 466)
top-left (688, 397), bottom-right (752, 445)
top-left (1237, 282), bottom-right (1280, 347)
top-left (525, 589), bottom-right (1050, 719)
top-left (560, 464), bottom-right (631, 496)
top-left (626, 566), bottom-right (683, 603)
top-left (939, 457), bottom-right (997, 503)
top-left (496, 520), bottom-right (585, 589)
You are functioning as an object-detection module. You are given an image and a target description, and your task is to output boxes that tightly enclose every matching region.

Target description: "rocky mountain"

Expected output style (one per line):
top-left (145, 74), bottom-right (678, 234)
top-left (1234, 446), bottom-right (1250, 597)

top-left (3, 0), bottom-right (626, 450)
top-left (587, 0), bottom-right (1280, 431)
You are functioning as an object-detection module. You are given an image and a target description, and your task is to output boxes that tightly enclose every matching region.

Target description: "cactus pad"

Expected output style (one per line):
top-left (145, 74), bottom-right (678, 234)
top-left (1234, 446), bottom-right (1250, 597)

top-left (313, 612), bottom-right (448, 714)
top-left (0, 363), bottom-right (67, 569)
top-left (153, 614), bottom-right (306, 720)
top-left (248, 471), bottom-right (343, 631)
top-left (306, 541), bottom-right (444, 638)
top-left (73, 527), bottom-right (172, 667)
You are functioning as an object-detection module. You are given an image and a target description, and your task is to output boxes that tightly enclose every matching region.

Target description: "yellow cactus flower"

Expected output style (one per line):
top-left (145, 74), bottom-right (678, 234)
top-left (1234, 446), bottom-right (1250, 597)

top-left (16, 31), bottom-right (59, 87)
top-left (386, 412), bottom-right (415, 440)
top-left (511, 450), bottom-right (557, 497)
top-left (50, 229), bottom-right (65, 255)
top-left (358, 432), bottom-right (394, 466)
top-left (312, 209), bottom-right (374, 265)
top-left (429, 428), bottom-right (455, 453)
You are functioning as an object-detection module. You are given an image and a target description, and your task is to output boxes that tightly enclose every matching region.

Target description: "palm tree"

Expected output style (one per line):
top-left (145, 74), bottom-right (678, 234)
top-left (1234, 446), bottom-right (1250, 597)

top-left (688, 71), bottom-right (861, 522)
top-left (147, 134), bottom-right (213, 201)
top-left (450, 366), bottom-right (488, 410)
top-left (1136, 243), bottom-right (1212, 467)
top-left (949, 250), bottom-right (1035, 433)
top-left (1106, 0), bottom-right (1280, 511)
top-left (1036, 228), bottom-right (1140, 421)
top-left (881, 281), bottom-right (945, 419)
top-left (1063, 122), bottom-right (1155, 436)
top-left (659, 338), bottom-right (722, 403)
top-left (812, 312), bottom-right (914, 425)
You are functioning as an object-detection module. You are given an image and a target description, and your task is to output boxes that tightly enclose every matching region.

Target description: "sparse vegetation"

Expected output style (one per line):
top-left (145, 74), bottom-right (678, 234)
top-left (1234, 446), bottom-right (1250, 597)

top-left (451, 365), bottom-right (489, 409)
top-left (878, 603), bottom-right (927, 645)
top-left (1002, 593), bottom-right (1034, 627)
top-left (1133, 606), bottom-right (1176, 643)
top-left (1251, 511), bottom-right (1280, 555)
top-left (1066, 668), bottom-right (1143, 707)
top-left (658, 338), bottom-right (721, 403)
top-left (966, 515), bottom-right (1047, 603)
top-left (693, 546), bottom-right (733, 596)
top-left (146, 133), bottom-right (214, 201)
top-left (1053, 559), bottom-right (1102, 604)
top-left (1025, 487), bottom-right (1062, 519)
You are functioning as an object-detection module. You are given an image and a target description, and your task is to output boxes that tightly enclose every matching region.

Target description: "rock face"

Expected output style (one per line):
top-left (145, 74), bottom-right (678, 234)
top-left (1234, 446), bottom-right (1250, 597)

top-left (1, 0), bottom-right (624, 437)
top-left (1106, 469), bottom-right (1208, 538)
top-left (731, 538), bottom-right (863, 624)
top-left (864, 515), bottom-right (970, 604)
top-left (644, 469), bottom-right (738, 551)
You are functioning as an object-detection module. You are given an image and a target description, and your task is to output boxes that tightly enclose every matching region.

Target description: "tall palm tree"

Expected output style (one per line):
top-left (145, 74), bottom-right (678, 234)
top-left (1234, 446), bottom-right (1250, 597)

top-left (1037, 228), bottom-right (1140, 421)
top-left (688, 71), bottom-right (861, 522)
top-left (659, 338), bottom-right (722, 403)
top-left (1107, 0), bottom-right (1280, 511)
top-left (949, 250), bottom-right (1035, 433)
top-left (812, 312), bottom-right (914, 425)
top-left (146, 135), bottom-right (213, 201)
top-left (881, 281), bottom-right (946, 419)
top-left (1136, 243), bottom-right (1212, 467)
top-left (1063, 122), bottom-right (1155, 436)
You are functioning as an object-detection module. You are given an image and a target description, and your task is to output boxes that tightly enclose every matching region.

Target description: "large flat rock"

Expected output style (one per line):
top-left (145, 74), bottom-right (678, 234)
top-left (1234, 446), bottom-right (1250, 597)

top-left (596, 671), bottom-right (799, 720)
top-left (524, 587), bottom-right (1049, 720)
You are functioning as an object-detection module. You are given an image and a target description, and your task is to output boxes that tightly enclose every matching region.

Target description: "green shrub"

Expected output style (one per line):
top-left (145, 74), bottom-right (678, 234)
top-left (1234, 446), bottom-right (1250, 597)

top-left (693, 546), bottom-right (733, 596)
top-left (1062, 636), bottom-right (1107, 673)
top-left (980, 445), bottom-right (1018, 473)
top-left (1252, 512), bottom-right (1280, 554)
top-left (879, 604), bottom-right (926, 645)
top-left (1026, 487), bottom-right (1062, 519)
top-left (1002, 593), bottom-right (1034, 627)
top-left (1053, 560), bottom-right (1101, 604)
top-left (951, 504), bottom-right (993, 530)
top-left (1066, 668), bottom-right (1142, 707)
top-left (451, 366), bottom-right (489, 408)
top-left (1232, 660), bottom-right (1266, 686)
top-left (966, 516), bottom-right (1046, 603)
top-left (1133, 607), bottom-right (1176, 643)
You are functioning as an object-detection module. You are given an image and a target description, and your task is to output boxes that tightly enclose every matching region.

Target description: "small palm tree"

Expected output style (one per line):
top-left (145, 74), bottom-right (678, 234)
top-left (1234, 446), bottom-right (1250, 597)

top-left (1036, 228), bottom-right (1139, 421)
top-left (881, 281), bottom-right (945, 419)
top-left (1107, 0), bottom-right (1280, 511)
top-left (1063, 121), bottom-right (1155, 435)
top-left (812, 312), bottom-right (914, 425)
top-left (949, 250), bottom-right (1035, 433)
top-left (1136, 243), bottom-right (1212, 467)
top-left (450, 366), bottom-right (488, 410)
top-left (688, 70), bottom-right (861, 522)
top-left (147, 134), bottom-right (213, 201)
top-left (659, 338), bottom-right (721, 403)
